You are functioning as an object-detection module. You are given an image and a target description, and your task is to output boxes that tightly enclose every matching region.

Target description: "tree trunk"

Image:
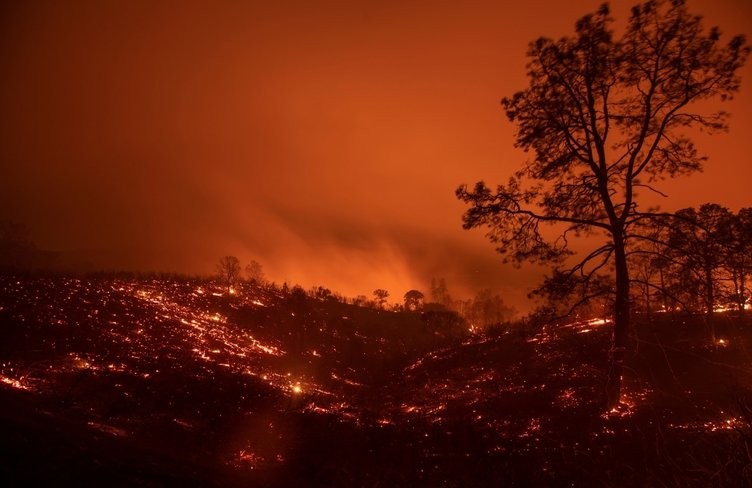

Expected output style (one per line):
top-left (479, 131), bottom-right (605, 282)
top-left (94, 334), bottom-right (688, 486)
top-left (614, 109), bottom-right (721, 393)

top-left (740, 271), bottom-right (747, 314)
top-left (607, 233), bottom-right (630, 409)
top-left (659, 266), bottom-right (666, 311)
top-left (643, 264), bottom-right (651, 317)
top-left (732, 270), bottom-right (741, 312)
top-left (704, 262), bottom-right (716, 344)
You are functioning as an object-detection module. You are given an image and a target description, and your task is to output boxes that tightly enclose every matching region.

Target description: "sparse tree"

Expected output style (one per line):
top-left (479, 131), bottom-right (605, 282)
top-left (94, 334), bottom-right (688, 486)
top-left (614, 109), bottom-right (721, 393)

top-left (627, 227), bottom-right (673, 316)
top-left (430, 278), bottom-right (454, 309)
top-left (245, 260), bottom-right (265, 283)
top-left (629, 247), bottom-right (656, 316)
top-left (216, 255), bottom-right (241, 294)
top-left (373, 289), bottom-right (389, 309)
top-left (669, 205), bottom-right (733, 322)
top-left (634, 204), bottom-right (752, 319)
top-left (465, 289), bottom-right (516, 329)
top-left (727, 208), bottom-right (752, 313)
top-left (311, 285), bottom-right (333, 300)
top-left (456, 0), bottom-right (748, 407)
top-left (403, 289), bottom-right (425, 311)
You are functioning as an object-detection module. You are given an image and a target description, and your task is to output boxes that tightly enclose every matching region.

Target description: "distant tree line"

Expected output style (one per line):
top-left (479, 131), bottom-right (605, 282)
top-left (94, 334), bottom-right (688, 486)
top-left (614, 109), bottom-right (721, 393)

top-left (525, 204), bottom-right (752, 331)
top-left (624, 204), bottom-right (752, 341)
top-left (214, 257), bottom-right (517, 333)
top-left (341, 278), bottom-right (516, 333)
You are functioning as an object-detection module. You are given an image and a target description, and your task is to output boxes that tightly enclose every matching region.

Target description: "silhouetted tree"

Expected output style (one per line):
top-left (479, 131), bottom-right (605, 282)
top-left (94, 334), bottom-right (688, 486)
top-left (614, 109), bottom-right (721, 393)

top-left (311, 285), bottom-right (333, 300)
top-left (632, 204), bottom-right (752, 330)
top-left (456, 0), bottom-right (748, 407)
top-left (373, 289), bottom-right (389, 309)
top-left (727, 208), bottom-right (752, 313)
top-left (216, 255), bottom-right (241, 294)
top-left (466, 289), bottom-right (516, 329)
top-left (630, 246), bottom-right (657, 315)
top-left (668, 205), bottom-right (733, 336)
top-left (403, 290), bottom-right (425, 311)
top-left (430, 278), bottom-right (454, 309)
top-left (245, 260), bottom-right (265, 283)
top-left (627, 226), bottom-right (675, 316)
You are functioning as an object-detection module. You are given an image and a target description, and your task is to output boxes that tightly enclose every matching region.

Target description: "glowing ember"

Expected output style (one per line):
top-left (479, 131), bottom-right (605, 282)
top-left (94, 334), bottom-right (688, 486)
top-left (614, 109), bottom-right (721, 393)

top-left (556, 388), bottom-right (579, 409)
top-left (670, 416), bottom-right (743, 432)
top-left (0, 375), bottom-right (30, 391)
top-left (234, 450), bottom-right (262, 469)
top-left (87, 421), bottom-right (129, 437)
top-left (2, 275), bottom-right (750, 485)
top-left (519, 418), bottom-right (541, 438)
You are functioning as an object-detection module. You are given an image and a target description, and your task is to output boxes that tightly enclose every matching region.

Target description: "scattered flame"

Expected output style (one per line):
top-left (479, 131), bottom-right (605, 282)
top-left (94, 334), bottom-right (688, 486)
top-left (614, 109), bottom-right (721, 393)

top-left (0, 375), bottom-right (30, 391)
top-left (2, 275), bottom-right (748, 477)
top-left (87, 421), bottom-right (129, 437)
top-left (670, 416), bottom-right (743, 432)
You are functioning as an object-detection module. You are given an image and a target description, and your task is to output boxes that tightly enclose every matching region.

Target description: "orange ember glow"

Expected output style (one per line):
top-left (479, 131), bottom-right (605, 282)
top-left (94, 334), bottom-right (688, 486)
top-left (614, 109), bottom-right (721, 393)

top-left (0, 374), bottom-right (30, 391)
top-left (1, 275), bottom-right (751, 486)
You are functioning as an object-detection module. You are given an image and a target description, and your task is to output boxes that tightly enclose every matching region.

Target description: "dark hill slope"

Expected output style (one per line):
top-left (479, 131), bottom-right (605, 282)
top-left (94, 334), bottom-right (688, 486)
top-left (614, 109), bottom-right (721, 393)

top-left (0, 276), bottom-right (462, 486)
top-left (1, 276), bottom-right (752, 486)
top-left (368, 314), bottom-right (752, 486)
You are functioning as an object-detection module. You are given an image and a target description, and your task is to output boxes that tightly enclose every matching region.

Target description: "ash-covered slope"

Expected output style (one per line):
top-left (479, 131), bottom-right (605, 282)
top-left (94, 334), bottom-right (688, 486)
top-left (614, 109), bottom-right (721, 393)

top-left (0, 276), bottom-right (461, 486)
top-left (1, 276), bottom-right (752, 486)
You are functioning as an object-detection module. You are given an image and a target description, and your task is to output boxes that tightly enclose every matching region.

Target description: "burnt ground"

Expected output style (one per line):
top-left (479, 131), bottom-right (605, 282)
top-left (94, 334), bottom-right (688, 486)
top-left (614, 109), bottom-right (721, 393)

top-left (1, 275), bottom-right (751, 487)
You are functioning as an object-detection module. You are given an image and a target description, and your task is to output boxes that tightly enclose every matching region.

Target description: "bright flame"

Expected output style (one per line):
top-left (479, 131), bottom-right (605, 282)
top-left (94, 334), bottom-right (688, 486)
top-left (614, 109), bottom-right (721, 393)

top-left (0, 375), bottom-right (30, 390)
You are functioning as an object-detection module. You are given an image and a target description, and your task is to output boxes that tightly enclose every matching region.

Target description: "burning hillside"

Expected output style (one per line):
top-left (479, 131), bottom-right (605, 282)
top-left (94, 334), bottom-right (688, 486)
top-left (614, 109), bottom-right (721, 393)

top-left (1, 276), bottom-right (751, 486)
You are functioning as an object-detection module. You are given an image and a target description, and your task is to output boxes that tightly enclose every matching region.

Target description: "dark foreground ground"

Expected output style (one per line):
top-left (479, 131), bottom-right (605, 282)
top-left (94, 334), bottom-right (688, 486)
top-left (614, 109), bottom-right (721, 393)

top-left (1, 275), bottom-right (751, 487)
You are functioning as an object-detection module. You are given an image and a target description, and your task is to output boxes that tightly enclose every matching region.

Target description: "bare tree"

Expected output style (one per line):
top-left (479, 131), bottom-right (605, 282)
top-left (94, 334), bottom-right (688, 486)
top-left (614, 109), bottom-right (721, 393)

top-left (456, 0), bottom-right (748, 407)
top-left (216, 256), bottom-right (241, 294)
top-left (245, 259), bottom-right (265, 284)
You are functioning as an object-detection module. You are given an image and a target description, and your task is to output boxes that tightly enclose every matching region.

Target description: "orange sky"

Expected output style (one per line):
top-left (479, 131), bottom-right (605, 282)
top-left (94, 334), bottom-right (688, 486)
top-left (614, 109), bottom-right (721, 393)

top-left (1, 0), bottom-right (750, 311)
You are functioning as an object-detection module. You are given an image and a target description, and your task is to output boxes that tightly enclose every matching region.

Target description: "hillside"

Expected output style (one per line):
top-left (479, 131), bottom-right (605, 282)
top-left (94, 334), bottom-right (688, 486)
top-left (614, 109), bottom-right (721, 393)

top-left (1, 276), bottom-right (751, 486)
